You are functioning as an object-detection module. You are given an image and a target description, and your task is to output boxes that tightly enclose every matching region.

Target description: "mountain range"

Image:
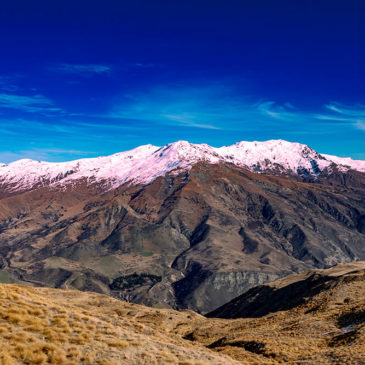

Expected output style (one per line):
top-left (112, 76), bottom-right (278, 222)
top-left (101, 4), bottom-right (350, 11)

top-left (0, 139), bottom-right (364, 313)
top-left (1, 140), bottom-right (365, 195)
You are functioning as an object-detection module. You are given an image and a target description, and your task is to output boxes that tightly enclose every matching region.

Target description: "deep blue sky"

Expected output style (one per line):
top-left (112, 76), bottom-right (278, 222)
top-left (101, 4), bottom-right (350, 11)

top-left (0, 0), bottom-right (364, 162)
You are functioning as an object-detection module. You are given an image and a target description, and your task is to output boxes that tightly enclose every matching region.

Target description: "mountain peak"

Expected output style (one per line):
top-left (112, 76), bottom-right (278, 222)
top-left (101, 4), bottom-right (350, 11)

top-left (169, 140), bottom-right (193, 148)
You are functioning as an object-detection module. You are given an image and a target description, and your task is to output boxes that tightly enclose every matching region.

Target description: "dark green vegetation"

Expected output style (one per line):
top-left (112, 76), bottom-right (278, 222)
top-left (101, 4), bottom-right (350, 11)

top-left (110, 273), bottom-right (162, 290)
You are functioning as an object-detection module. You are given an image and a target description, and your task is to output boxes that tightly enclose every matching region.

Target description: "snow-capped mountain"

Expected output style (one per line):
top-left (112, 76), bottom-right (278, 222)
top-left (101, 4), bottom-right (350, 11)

top-left (1, 139), bottom-right (365, 314)
top-left (0, 139), bottom-right (364, 193)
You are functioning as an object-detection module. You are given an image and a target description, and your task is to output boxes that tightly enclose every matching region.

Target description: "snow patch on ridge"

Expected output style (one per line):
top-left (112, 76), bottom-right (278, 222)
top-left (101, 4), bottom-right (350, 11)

top-left (0, 140), bottom-right (364, 193)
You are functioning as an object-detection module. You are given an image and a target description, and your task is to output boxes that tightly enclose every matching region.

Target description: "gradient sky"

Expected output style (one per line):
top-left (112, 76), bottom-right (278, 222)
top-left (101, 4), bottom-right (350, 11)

top-left (0, 0), bottom-right (364, 162)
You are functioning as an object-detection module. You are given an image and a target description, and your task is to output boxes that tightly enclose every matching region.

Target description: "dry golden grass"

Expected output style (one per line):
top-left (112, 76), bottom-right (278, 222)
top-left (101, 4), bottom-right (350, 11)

top-left (0, 284), bottom-right (237, 364)
top-left (0, 265), bottom-right (364, 364)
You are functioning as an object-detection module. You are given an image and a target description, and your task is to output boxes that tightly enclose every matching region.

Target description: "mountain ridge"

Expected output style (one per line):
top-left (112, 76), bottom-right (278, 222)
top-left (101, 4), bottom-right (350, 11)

top-left (1, 139), bottom-right (365, 194)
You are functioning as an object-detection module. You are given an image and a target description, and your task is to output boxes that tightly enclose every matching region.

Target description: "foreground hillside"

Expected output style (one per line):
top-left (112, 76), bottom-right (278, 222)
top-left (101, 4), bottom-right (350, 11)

top-left (0, 284), bottom-right (236, 365)
top-left (0, 262), bottom-right (364, 364)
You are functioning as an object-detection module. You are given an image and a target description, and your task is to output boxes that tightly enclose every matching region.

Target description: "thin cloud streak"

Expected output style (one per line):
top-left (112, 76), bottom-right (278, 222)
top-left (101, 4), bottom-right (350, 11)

top-left (323, 103), bottom-right (365, 130)
top-left (256, 100), bottom-right (365, 131)
top-left (106, 86), bottom-right (251, 130)
top-left (106, 92), bottom-right (365, 132)
top-left (325, 103), bottom-right (365, 117)
top-left (50, 63), bottom-right (112, 76)
top-left (0, 93), bottom-right (63, 113)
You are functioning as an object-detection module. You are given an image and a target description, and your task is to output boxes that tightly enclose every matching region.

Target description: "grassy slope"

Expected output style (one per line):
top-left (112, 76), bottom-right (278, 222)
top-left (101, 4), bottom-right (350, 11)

top-left (0, 285), bottom-right (237, 365)
top-left (0, 262), bottom-right (364, 364)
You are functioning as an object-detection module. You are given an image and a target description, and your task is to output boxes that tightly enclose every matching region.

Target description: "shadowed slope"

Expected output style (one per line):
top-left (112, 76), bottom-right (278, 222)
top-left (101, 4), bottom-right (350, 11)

top-left (207, 261), bottom-right (365, 318)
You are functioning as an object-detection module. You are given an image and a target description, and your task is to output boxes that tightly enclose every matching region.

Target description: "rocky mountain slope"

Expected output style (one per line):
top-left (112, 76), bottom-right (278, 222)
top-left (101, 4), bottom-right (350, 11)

top-left (0, 140), bottom-right (364, 312)
top-left (208, 261), bottom-right (365, 318)
top-left (1, 262), bottom-right (365, 364)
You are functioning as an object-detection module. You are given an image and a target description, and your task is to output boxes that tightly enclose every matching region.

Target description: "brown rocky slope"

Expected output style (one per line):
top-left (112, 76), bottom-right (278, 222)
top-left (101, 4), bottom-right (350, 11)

top-left (0, 162), bottom-right (364, 312)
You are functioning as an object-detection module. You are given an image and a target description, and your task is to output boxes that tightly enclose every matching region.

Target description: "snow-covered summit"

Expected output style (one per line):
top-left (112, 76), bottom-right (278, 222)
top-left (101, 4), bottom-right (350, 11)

top-left (0, 140), bottom-right (364, 193)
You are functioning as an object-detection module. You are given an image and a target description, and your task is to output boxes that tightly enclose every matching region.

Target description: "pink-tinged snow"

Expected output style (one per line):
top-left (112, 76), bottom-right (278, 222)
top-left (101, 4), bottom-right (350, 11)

top-left (218, 140), bottom-right (331, 171)
top-left (321, 154), bottom-right (365, 173)
top-left (0, 140), bottom-right (364, 192)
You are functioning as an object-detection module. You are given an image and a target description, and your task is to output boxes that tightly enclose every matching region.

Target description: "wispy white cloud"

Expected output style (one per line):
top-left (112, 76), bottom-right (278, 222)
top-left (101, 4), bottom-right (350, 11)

top-left (313, 114), bottom-right (350, 122)
top-left (325, 103), bottom-right (365, 117)
top-left (256, 100), bottom-right (365, 132)
top-left (256, 101), bottom-right (295, 120)
top-left (323, 103), bottom-right (365, 130)
top-left (101, 84), bottom-right (365, 133)
top-left (0, 93), bottom-right (63, 113)
top-left (133, 62), bottom-right (160, 69)
top-left (104, 86), bottom-right (251, 130)
top-left (51, 63), bottom-right (112, 76)
top-left (161, 113), bottom-right (220, 130)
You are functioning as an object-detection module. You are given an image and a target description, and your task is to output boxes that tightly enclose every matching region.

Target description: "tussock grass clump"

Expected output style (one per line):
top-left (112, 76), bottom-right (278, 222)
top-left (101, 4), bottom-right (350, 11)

top-left (106, 339), bottom-right (129, 348)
